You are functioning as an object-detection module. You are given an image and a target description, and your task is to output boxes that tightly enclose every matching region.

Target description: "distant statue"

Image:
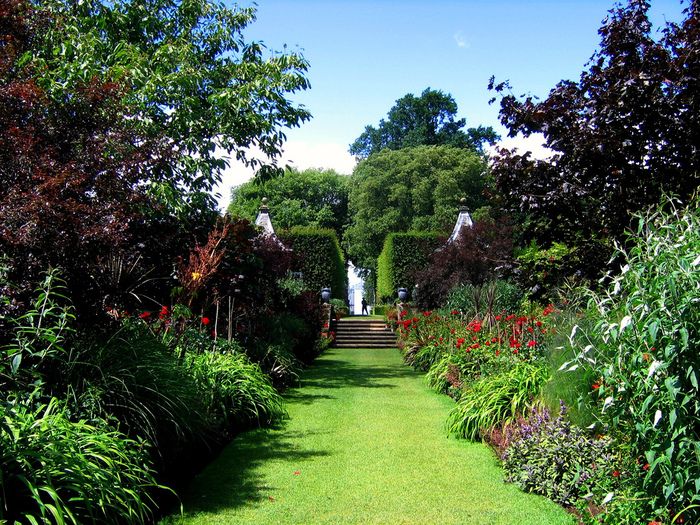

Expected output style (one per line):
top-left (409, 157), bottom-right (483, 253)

top-left (362, 298), bottom-right (368, 315)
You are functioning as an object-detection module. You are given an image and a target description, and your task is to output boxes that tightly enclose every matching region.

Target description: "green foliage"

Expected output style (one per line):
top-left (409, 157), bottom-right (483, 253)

top-left (444, 280), bottom-right (524, 320)
top-left (276, 270), bottom-right (305, 302)
top-left (227, 167), bottom-right (349, 239)
top-left (283, 228), bottom-right (346, 300)
top-left (376, 232), bottom-right (442, 300)
top-left (1, 396), bottom-right (163, 525)
top-left (184, 347), bottom-right (286, 430)
top-left (445, 362), bottom-right (549, 440)
top-left (66, 325), bottom-right (209, 453)
top-left (34, 0), bottom-right (311, 214)
top-left (345, 145), bottom-right (489, 274)
top-left (3, 268), bottom-right (75, 387)
top-left (562, 198), bottom-right (700, 520)
top-left (245, 312), bottom-right (310, 386)
top-left (502, 404), bottom-right (617, 507)
top-left (349, 88), bottom-right (499, 158)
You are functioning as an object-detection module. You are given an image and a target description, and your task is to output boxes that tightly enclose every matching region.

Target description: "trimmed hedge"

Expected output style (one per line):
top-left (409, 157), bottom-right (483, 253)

top-left (376, 232), bottom-right (442, 301)
top-left (283, 228), bottom-right (346, 300)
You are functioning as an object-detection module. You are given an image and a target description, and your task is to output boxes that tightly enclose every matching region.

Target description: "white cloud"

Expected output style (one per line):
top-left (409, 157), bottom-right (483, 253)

top-left (213, 141), bottom-right (357, 211)
top-left (454, 30), bottom-right (469, 48)
top-left (488, 133), bottom-right (554, 160)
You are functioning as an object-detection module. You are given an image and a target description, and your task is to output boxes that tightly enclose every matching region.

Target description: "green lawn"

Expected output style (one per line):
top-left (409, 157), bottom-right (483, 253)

top-left (164, 347), bottom-right (574, 525)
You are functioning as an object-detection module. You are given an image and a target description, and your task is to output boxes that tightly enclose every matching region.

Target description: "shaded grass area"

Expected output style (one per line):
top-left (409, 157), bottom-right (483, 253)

top-left (164, 348), bottom-right (573, 525)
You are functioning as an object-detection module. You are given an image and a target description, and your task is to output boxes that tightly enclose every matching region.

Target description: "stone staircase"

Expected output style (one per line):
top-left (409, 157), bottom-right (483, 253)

top-left (331, 317), bottom-right (397, 349)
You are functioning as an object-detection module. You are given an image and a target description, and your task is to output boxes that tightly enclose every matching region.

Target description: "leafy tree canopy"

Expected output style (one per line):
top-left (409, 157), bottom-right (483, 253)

top-left (32, 0), bottom-right (311, 216)
top-left (489, 0), bottom-right (700, 260)
top-left (0, 0), bottom-right (192, 322)
top-left (227, 167), bottom-right (349, 238)
top-left (349, 88), bottom-right (499, 158)
top-left (344, 145), bottom-right (490, 275)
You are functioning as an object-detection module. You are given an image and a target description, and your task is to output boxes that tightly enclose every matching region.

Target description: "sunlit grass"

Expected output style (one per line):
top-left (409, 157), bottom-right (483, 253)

top-left (164, 347), bottom-right (573, 525)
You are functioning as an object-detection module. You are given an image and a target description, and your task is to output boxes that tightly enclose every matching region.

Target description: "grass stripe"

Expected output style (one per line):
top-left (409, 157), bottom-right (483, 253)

top-left (165, 347), bottom-right (573, 525)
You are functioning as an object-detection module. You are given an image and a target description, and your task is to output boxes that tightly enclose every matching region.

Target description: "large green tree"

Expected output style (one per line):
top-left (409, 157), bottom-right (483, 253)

top-left (344, 145), bottom-right (489, 275)
top-left (349, 88), bottom-right (499, 158)
top-left (32, 0), bottom-right (311, 216)
top-left (227, 167), bottom-right (349, 238)
top-left (488, 0), bottom-right (700, 284)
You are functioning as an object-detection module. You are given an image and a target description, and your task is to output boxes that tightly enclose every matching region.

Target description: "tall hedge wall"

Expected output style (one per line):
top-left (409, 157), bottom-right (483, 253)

top-left (376, 232), bottom-right (442, 302)
top-left (283, 228), bottom-right (346, 300)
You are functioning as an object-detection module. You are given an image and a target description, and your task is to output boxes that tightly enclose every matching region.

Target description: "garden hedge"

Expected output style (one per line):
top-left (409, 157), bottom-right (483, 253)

top-left (283, 228), bottom-right (346, 300)
top-left (376, 232), bottom-right (442, 302)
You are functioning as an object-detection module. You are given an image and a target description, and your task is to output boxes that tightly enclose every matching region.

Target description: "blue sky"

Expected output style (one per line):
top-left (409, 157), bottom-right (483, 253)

top-left (216, 0), bottom-right (687, 207)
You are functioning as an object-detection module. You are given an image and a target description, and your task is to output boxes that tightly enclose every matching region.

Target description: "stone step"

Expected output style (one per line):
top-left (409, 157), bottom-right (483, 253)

top-left (330, 317), bottom-right (396, 349)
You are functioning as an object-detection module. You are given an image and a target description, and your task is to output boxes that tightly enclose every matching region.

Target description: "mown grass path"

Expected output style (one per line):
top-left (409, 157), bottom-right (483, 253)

top-left (167, 347), bottom-right (573, 525)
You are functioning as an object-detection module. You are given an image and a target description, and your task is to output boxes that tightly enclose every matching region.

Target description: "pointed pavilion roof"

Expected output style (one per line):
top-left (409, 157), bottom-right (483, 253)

top-left (255, 197), bottom-right (290, 250)
top-left (435, 198), bottom-right (474, 253)
top-left (445, 198), bottom-right (474, 245)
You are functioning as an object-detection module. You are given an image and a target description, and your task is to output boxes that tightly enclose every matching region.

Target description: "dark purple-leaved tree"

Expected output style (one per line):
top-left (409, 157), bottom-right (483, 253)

top-left (0, 0), bottom-right (182, 328)
top-left (489, 0), bottom-right (700, 285)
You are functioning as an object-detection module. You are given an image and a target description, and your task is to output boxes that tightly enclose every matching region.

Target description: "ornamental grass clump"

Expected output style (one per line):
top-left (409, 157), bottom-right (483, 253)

top-left (184, 345), bottom-right (287, 430)
top-left (66, 326), bottom-right (209, 454)
top-left (445, 361), bottom-right (549, 440)
top-left (561, 197), bottom-right (700, 522)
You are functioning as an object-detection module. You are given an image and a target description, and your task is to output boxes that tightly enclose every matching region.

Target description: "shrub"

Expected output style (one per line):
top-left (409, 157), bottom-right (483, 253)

top-left (413, 217), bottom-right (514, 309)
top-left (1, 396), bottom-right (164, 525)
top-left (561, 197), bottom-right (700, 521)
top-left (501, 403), bottom-right (617, 507)
top-left (445, 362), bottom-right (549, 440)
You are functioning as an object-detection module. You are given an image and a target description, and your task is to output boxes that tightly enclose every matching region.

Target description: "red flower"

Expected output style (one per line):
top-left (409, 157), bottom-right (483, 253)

top-left (495, 316), bottom-right (501, 320)
top-left (451, 310), bottom-right (459, 315)
top-left (527, 340), bottom-right (537, 347)
top-left (202, 317), bottom-right (211, 325)
top-left (612, 470), bottom-right (620, 477)
top-left (495, 350), bottom-right (500, 356)
top-left (140, 312), bottom-right (151, 319)
top-left (592, 382), bottom-right (600, 390)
